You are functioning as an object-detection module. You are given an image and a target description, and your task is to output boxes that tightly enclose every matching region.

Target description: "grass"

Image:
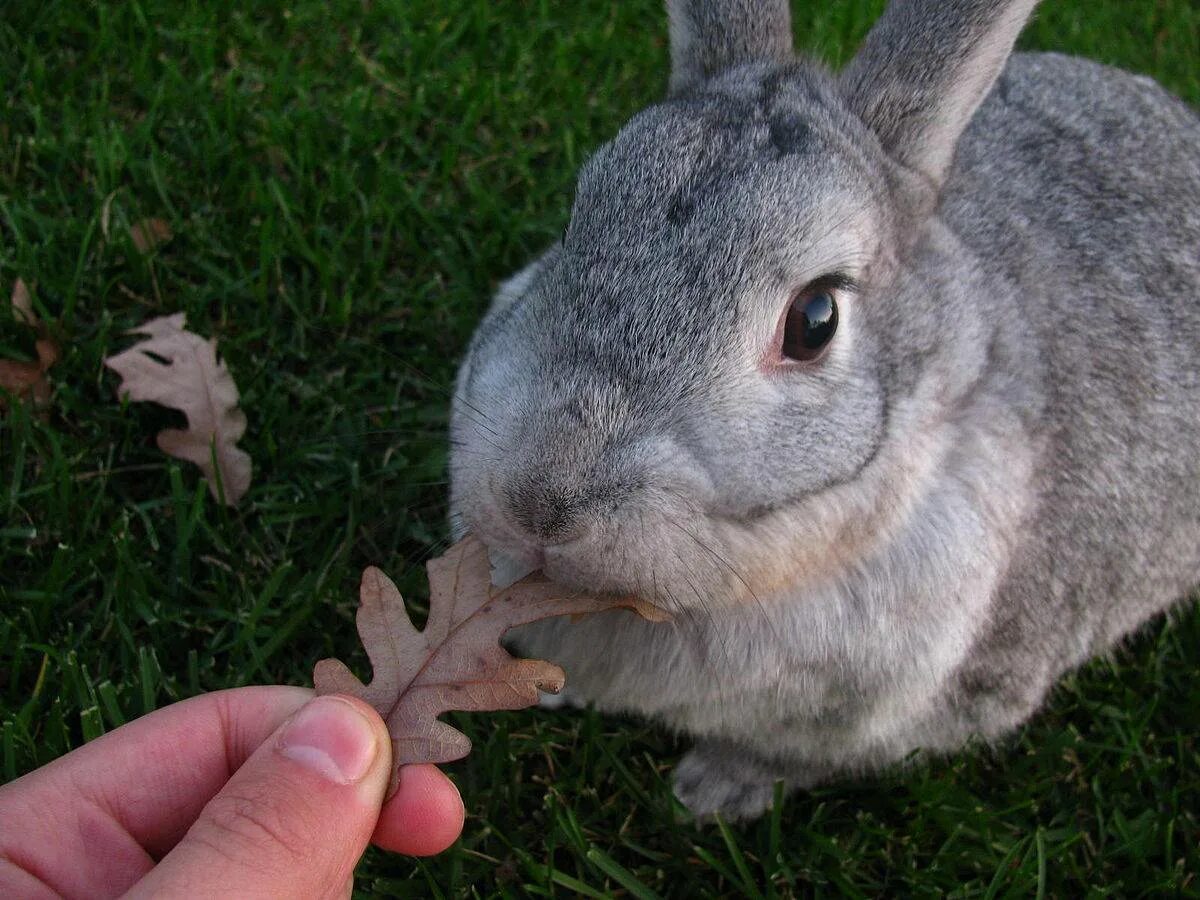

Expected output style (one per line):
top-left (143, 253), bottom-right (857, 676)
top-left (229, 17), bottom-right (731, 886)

top-left (1, 0), bottom-right (1197, 895)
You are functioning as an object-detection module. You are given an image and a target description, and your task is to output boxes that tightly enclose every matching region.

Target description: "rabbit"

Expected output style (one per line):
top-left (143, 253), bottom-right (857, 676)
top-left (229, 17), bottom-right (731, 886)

top-left (447, 0), bottom-right (1200, 821)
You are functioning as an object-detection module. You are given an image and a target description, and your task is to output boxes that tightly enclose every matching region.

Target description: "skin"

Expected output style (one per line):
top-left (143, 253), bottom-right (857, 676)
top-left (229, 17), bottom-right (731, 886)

top-left (0, 688), bottom-right (465, 899)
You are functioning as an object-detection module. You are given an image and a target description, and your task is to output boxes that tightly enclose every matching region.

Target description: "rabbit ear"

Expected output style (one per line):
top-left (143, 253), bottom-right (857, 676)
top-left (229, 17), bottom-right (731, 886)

top-left (842, 0), bottom-right (1038, 203)
top-left (667, 0), bottom-right (794, 95)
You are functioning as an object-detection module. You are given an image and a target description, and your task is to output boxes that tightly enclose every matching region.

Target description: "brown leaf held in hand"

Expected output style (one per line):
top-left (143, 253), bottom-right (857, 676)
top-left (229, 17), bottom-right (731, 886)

top-left (0, 279), bottom-right (58, 412)
top-left (104, 313), bottom-right (252, 505)
top-left (315, 535), bottom-right (668, 784)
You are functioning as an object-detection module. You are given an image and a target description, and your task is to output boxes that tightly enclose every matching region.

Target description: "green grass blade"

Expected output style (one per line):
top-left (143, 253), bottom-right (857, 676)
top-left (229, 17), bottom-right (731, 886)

top-left (585, 847), bottom-right (661, 900)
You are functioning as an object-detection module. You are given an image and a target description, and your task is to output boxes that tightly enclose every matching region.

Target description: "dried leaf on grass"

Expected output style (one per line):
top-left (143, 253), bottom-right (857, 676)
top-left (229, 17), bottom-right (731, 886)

top-left (315, 535), bottom-right (669, 788)
top-left (10, 277), bottom-right (35, 325)
top-left (104, 313), bottom-right (252, 505)
top-left (0, 279), bottom-right (59, 412)
top-left (0, 341), bottom-right (57, 409)
top-left (130, 218), bottom-right (173, 254)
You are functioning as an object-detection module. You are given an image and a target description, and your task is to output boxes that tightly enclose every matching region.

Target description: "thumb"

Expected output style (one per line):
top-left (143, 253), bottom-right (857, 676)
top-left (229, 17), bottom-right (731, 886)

top-left (127, 694), bottom-right (391, 900)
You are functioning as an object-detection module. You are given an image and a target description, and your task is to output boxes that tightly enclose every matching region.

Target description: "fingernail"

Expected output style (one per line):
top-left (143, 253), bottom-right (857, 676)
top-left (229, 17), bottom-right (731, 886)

top-left (277, 696), bottom-right (379, 784)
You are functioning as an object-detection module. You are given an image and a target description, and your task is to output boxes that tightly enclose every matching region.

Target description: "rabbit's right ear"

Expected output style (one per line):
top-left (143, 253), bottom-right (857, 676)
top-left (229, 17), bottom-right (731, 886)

top-left (841, 0), bottom-right (1039, 214)
top-left (667, 0), bottom-right (794, 95)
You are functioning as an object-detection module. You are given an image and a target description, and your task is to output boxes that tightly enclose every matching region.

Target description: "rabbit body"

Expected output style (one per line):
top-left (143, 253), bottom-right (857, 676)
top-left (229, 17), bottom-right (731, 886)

top-left (449, 1), bottom-right (1200, 819)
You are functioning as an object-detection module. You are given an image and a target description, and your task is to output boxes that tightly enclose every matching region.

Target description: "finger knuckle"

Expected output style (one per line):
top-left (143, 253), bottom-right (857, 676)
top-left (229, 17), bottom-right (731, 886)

top-left (197, 780), bottom-right (315, 867)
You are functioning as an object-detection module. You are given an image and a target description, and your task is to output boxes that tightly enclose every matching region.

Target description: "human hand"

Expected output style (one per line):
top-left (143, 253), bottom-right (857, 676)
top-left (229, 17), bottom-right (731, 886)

top-left (0, 686), bottom-right (464, 898)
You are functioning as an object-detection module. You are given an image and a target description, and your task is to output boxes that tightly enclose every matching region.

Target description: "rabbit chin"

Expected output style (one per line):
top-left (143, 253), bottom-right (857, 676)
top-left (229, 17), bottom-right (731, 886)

top-left (465, 502), bottom-right (769, 611)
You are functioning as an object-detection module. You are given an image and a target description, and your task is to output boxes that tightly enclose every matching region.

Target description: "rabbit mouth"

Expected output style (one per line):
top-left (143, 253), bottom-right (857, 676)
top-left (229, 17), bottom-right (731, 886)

top-left (488, 540), bottom-right (675, 617)
top-left (487, 545), bottom-right (543, 589)
top-left (488, 540), bottom-right (615, 597)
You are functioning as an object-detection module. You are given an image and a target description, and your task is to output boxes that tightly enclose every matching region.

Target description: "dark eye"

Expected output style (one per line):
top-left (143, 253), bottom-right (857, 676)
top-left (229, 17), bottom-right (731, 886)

top-left (781, 291), bottom-right (838, 361)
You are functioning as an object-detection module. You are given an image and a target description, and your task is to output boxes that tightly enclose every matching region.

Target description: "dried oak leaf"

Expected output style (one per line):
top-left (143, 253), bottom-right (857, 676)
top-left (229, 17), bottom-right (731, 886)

top-left (129, 217), bottom-right (173, 254)
top-left (10, 277), bottom-right (35, 325)
top-left (104, 313), bottom-right (251, 505)
top-left (0, 279), bottom-right (58, 412)
top-left (315, 535), bottom-right (668, 784)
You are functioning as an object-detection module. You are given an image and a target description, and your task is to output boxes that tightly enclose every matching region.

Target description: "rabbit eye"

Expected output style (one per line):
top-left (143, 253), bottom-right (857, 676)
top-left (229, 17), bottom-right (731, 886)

top-left (781, 290), bottom-right (838, 361)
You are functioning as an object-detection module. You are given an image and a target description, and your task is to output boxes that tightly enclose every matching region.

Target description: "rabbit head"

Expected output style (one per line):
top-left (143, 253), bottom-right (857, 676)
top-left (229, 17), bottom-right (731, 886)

top-left (450, 0), bottom-right (1037, 610)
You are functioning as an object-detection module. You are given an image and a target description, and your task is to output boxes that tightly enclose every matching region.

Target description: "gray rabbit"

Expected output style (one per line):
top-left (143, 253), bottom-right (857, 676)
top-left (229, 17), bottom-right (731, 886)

top-left (448, 0), bottom-right (1200, 820)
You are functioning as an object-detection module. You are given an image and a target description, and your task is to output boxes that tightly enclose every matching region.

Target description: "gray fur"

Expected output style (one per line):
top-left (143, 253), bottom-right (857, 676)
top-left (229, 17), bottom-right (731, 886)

top-left (667, 0), bottom-right (793, 95)
top-left (449, 0), bottom-right (1200, 821)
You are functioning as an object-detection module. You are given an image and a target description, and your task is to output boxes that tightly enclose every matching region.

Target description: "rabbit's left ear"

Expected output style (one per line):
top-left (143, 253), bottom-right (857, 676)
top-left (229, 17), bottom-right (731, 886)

top-left (841, 0), bottom-right (1039, 208)
top-left (667, 0), bottom-right (794, 95)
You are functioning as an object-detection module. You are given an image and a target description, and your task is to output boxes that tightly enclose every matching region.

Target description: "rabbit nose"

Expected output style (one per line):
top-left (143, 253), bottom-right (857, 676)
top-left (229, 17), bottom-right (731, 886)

top-left (502, 477), bottom-right (590, 544)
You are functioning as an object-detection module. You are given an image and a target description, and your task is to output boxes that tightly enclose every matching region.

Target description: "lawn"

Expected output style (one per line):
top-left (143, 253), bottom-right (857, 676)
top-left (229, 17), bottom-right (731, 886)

top-left (2, 0), bottom-right (1198, 896)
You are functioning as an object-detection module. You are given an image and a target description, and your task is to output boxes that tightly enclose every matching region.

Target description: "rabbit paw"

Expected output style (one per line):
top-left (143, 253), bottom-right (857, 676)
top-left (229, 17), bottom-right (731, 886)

top-left (672, 742), bottom-right (785, 822)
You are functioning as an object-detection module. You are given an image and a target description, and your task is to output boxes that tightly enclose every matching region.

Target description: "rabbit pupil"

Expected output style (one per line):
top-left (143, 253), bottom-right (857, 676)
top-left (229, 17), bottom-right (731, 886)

top-left (781, 291), bottom-right (837, 361)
